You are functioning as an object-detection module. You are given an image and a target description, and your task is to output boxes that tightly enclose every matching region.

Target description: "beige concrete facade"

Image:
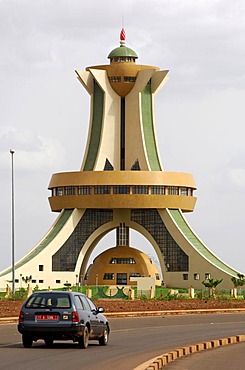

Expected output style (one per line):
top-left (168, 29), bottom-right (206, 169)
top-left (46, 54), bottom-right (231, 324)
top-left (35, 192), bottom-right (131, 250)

top-left (0, 29), bottom-right (241, 291)
top-left (85, 245), bottom-right (161, 286)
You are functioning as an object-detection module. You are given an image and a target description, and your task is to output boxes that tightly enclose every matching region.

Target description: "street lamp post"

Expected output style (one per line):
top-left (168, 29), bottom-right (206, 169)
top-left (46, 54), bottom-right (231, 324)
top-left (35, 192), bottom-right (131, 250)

top-left (10, 149), bottom-right (15, 296)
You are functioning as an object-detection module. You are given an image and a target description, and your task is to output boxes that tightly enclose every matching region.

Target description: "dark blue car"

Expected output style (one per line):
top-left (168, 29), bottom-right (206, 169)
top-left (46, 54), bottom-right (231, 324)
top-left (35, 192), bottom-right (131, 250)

top-left (18, 291), bottom-right (110, 348)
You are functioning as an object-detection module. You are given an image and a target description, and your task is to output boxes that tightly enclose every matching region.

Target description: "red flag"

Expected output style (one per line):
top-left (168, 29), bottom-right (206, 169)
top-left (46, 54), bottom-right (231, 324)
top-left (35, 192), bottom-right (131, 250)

top-left (120, 28), bottom-right (126, 41)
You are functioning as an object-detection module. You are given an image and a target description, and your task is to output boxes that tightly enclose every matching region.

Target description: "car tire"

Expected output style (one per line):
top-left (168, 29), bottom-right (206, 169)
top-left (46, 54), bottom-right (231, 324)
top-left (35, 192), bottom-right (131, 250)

top-left (22, 334), bottom-right (33, 348)
top-left (44, 338), bottom-right (54, 347)
top-left (99, 326), bottom-right (109, 346)
top-left (78, 326), bottom-right (89, 349)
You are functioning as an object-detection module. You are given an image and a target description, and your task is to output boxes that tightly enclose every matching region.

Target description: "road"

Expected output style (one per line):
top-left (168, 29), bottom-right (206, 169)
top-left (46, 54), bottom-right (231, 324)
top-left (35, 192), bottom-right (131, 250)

top-left (0, 313), bottom-right (244, 370)
top-left (165, 341), bottom-right (245, 369)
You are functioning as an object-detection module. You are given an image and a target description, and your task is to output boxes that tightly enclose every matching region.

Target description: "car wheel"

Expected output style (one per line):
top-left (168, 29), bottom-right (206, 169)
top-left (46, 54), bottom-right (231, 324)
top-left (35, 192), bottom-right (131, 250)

top-left (22, 334), bottom-right (33, 348)
top-left (44, 338), bottom-right (54, 347)
top-left (99, 326), bottom-right (109, 346)
top-left (78, 326), bottom-right (89, 349)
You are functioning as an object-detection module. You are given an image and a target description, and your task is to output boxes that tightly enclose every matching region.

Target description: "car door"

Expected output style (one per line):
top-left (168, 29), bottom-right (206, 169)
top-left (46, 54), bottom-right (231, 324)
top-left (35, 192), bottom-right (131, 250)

top-left (85, 297), bottom-right (105, 335)
top-left (79, 296), bottom-right (101, 336)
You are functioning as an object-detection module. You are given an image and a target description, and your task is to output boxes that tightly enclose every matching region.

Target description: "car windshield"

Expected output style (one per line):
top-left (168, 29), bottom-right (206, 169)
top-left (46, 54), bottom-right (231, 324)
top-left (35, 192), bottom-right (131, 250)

top-left (25, 293), bottom-right (71, 309)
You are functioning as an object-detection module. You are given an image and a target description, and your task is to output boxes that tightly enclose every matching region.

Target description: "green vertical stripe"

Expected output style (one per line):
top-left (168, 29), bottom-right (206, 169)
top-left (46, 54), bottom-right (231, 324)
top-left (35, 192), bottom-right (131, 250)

top-left (141, 82), bottom-right (161, 170)
top-left (84, 81), bottom-right (104, 171)
top-left (0, 210), bottom-right (73, 276)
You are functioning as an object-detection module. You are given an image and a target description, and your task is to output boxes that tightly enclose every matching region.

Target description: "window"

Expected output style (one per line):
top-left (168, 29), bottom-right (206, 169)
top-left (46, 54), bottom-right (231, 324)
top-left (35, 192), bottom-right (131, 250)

top-left (183, 274), bottom-right (188, 280)
top-left (79, 296), bottom-right (91, 311)
top-left (124, 76), bottom-right (136, 82)
top-left (31, 279), bottom-right (36, 283)
top-left (116, 223), bottom-right (129, 245)
top-left (188, 188), bottom-right (193, 196)
top-left (180, 187), bottom-right (188, 196)
top-left (103, 273), bottom-right (114, 280)
top-left (104, 158), bottom-right (114, 170)
top-left (129, 273), bottom-right (141, 278)
top-left (194, 273), bottom-right (200, 280)
top-left (151, 185), bottom-right (165, 194)
top-left (94, 185), bottom-right (110, 194)
top-left (65, 186), bottom-right (76, 195)
top-left (113, 185), bottom-right (130, 194)
top-left (117, 273), bottom-right (127, 285)
top-left (75, 295), bottom-right (84, 310)
top-left (168, 186), bottom-right (179, 195)
top-left (205, 273), bottom-right (211, 280)
top-left (56, 187), bottom-right (63, 196)
top-left (26, 293), bottom-right (71, 309)
top-left (132, 185), bottom-right (149, 194)
top-left (86, 297), bottom-right (97, 311)
top-left (131, 160), bottom-right (141, 170)
top-left (78, 186), bottom-right (91, 195)
top-left (110, 258), bottom-right (136, 264)
top-left (39, 280), bottom-right (44, 284)
top-left (39, 265), bottom-right (44, 272)
top-left (56, 280), bottom-right (61, 284)
top-left (109, 76), bottom-right (121, 83)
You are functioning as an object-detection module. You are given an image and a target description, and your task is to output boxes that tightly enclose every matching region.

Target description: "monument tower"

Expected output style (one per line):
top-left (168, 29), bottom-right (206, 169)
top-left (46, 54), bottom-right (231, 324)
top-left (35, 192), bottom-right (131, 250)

top-left (0, 29), bottom-right (239, 289)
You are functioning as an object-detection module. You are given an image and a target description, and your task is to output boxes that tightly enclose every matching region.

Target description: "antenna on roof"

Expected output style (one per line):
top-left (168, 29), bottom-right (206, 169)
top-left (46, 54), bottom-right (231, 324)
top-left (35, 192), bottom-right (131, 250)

top-left (120, 13), bottom-right (126, 46)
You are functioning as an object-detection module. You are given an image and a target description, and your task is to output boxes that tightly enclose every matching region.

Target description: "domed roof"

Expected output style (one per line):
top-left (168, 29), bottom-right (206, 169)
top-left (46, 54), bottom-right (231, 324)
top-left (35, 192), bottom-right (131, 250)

top-left (108, 45), bottom-right (138, 59)
top-left (108, 28), bottom-right (138, 59)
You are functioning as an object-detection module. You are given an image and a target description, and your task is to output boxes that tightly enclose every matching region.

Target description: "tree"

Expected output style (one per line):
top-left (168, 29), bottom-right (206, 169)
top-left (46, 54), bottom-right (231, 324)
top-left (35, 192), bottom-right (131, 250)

top-left (231, 273), bottom-right (245, 288)
top-left (231, 274), bottom-right (245, 298)
top-left (22, 275), bottom-right (32, 286)
top-left (202, 278), bottom-right (223, 299)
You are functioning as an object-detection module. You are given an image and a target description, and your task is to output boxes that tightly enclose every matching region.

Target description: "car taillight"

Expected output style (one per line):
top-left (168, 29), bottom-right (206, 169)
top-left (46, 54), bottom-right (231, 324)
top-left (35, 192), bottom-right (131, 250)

top-left (19, 311), bottom-right (24, 323)
top-left (72, 311), bottom-right (79, 323)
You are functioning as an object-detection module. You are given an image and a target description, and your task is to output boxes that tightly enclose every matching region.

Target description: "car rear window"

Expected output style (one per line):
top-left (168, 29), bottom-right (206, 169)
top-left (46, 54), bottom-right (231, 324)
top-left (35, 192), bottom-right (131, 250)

top-left (25, 293), bottom-right (71, 309)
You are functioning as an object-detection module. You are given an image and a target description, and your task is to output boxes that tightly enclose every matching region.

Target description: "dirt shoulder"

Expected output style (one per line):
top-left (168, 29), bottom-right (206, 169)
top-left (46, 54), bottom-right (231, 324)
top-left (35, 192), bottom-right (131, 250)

top-left (1, 299), bottom-right (245, 318)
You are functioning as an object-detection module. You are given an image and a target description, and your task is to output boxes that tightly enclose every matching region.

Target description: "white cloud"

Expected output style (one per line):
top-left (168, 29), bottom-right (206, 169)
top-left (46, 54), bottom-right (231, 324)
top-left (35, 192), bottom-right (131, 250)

top-left (0, 128), bottom-right (65, 171)
top-left (227, 168), bottom-right (245, 187)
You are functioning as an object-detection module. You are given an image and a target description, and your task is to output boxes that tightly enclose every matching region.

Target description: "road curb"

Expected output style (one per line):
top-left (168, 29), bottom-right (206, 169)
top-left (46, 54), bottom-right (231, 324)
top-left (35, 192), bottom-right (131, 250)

top-left (0, 317), bottom-right (18, 324)
top-left (134, 334), bottom-right (245, 370)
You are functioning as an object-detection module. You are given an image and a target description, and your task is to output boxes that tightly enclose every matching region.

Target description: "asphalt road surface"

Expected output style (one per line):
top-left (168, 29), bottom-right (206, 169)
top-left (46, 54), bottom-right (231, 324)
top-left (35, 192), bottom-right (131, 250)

top-left (165, 341), bottom-right (245, 370)
top-left (0, 313), bottom-right (244, 370)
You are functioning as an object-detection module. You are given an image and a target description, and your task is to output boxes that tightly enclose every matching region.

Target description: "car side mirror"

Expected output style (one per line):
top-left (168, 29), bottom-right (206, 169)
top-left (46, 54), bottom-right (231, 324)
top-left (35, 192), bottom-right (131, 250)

top-left (97, 307), bottom-right (105, 314)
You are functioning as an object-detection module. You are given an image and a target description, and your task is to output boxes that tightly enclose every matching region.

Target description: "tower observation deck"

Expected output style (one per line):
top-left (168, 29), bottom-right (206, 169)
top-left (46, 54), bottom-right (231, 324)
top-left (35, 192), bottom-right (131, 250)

top-left (0, 29), bottom-right (240, 289)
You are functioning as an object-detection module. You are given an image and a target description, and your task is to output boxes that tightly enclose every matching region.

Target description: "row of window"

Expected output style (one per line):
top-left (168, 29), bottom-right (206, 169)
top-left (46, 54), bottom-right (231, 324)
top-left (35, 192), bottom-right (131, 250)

top-left (103, 272), bottom-right (141, 280)
top-left (110, 57), bottom-right (136, 63)
top-left (183, 273), bottom-right (211, 281)
top-left (14, 279), bottom-right (63, 284)
top-left (110, 257), bottom-right (136, 264)
top-left (109, 75), bottom-right (137, 83)
top-left (52, 185), bottom-right (194, 197)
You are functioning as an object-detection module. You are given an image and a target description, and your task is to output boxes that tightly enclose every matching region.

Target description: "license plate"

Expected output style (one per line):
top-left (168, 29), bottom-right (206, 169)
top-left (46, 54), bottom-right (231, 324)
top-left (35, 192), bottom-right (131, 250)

top-left (36, 314), bottom-right (58, 321)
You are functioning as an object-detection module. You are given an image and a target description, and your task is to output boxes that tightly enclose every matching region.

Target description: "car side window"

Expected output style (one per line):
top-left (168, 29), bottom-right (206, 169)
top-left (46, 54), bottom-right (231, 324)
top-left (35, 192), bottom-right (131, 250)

top-left (74, 295), bottom-right (84, 310)
top-left (79, 296), bottom-right (91, 311)
top-left (86, 297), bottom-right (97, 312)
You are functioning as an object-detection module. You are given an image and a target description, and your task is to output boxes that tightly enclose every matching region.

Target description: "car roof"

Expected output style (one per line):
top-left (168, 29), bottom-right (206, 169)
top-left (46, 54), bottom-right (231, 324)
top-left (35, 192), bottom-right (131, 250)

top-left (30, 291), bottom-right (86, 297)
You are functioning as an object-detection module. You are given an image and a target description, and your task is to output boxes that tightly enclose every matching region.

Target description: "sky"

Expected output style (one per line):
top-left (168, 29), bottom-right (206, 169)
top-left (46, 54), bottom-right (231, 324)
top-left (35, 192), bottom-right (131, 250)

top-left (0, 0), bottom-right (245, 275)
